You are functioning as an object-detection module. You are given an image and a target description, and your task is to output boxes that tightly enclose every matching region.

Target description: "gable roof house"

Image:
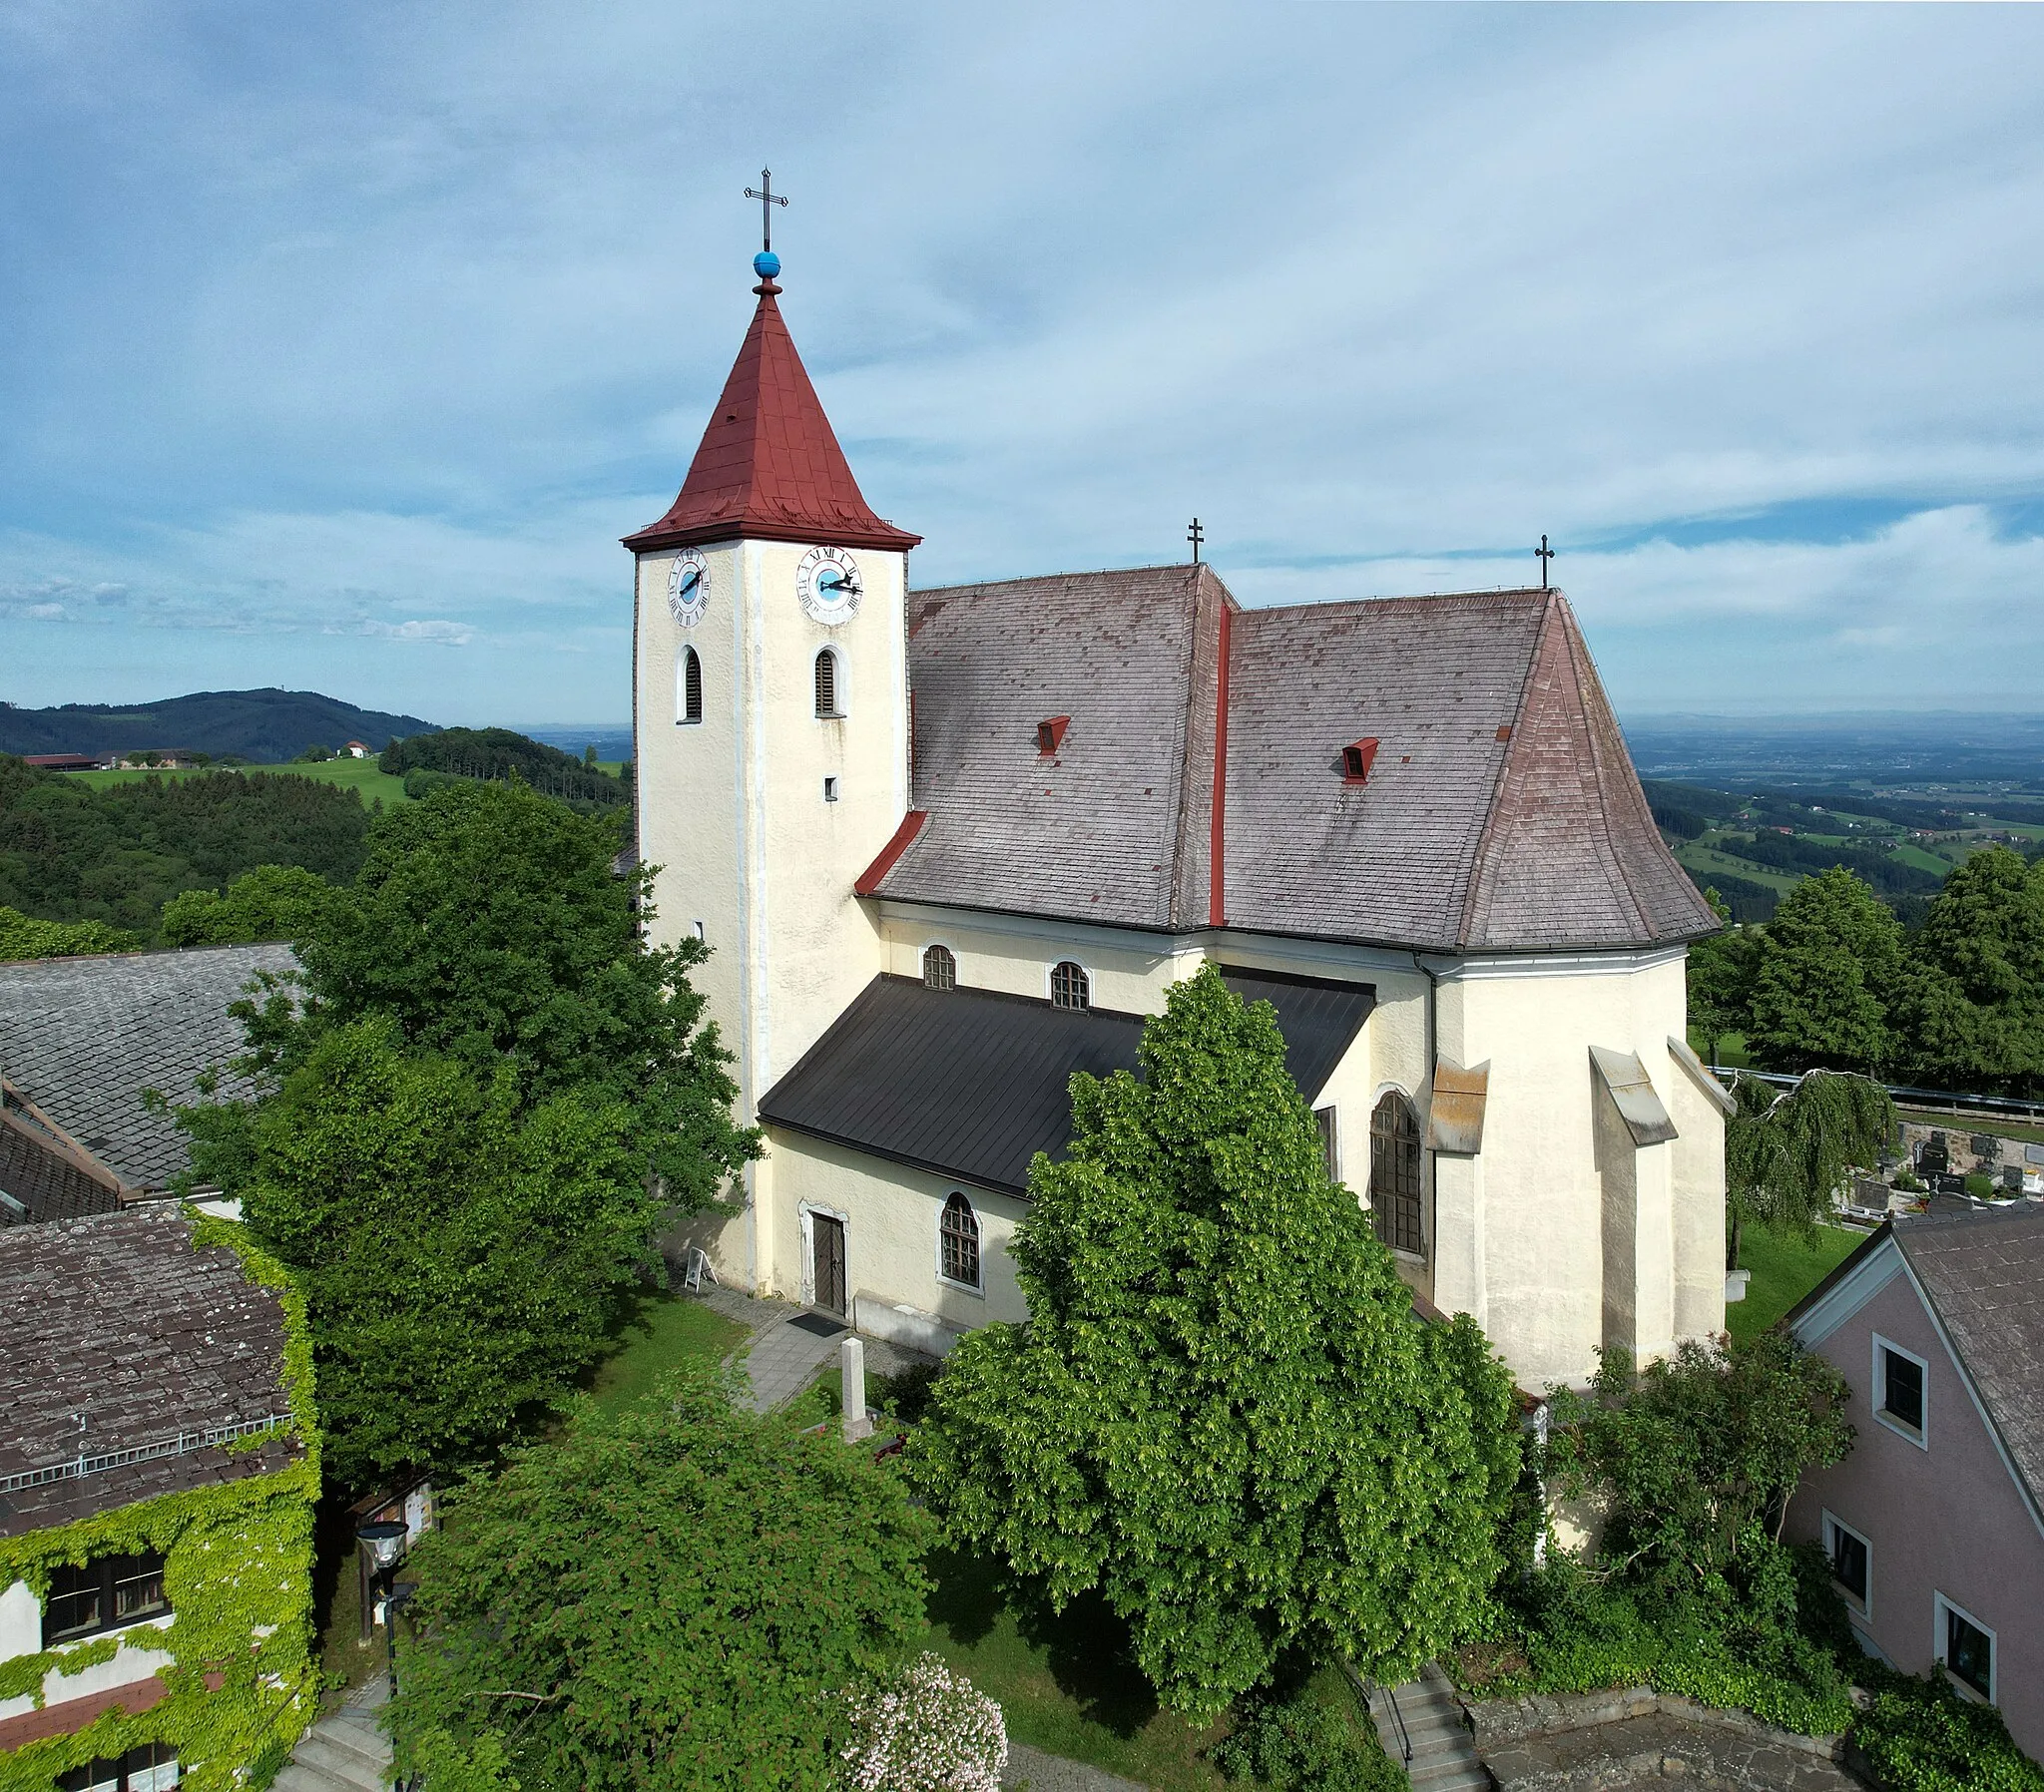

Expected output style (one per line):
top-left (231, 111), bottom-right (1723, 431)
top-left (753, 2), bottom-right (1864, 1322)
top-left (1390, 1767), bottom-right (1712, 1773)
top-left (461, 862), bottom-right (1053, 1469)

top-left (0, 944), bottom-right (290, 1225)
top-left (0, 1205), bottom-right (319, 1789)
top-left (631, 254), bottom-right (1732, 1391)
top-left (1786, 1203), bottom-right (2044, 1754)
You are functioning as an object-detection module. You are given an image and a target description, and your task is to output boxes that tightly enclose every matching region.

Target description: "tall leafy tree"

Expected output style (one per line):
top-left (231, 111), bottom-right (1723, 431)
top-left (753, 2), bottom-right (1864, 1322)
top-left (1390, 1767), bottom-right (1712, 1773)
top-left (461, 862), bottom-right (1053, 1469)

top-left (1895, 846), bottom-right (2044, 1093)
top-left (908, 966), bottom-right (1518, 1720)
top-left (1687, 908), bottom-right (1760, 1068)
top-left (1748, 866), bottom-right (1902, 1072)
top-left (387, 1362), bottom-right (931, 1792)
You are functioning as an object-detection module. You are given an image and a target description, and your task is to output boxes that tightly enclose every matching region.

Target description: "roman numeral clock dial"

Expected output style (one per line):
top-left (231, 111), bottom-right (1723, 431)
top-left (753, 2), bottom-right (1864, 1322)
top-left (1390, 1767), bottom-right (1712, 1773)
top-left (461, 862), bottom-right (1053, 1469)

top-left (667, 550), bottom-right (710, 627)
top-left (797, 545), bottom-right (862, 626)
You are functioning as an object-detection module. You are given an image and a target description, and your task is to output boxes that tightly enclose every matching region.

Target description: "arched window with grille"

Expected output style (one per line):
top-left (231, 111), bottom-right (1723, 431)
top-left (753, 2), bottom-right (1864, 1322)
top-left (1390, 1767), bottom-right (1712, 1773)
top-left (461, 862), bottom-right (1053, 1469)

top-left (922, 944), bottom-right (956, 991)
top-left (814, 649), bottom-right (842, 718)
top-left (678, 648), bottom-right (703, 724)
top-left (1050, 960), bottom-right (1090, 1011)
top-left (1368, 1092), bottom-right (1423, 1256)
top-left (939, 1191), bottom-right (981, 1289)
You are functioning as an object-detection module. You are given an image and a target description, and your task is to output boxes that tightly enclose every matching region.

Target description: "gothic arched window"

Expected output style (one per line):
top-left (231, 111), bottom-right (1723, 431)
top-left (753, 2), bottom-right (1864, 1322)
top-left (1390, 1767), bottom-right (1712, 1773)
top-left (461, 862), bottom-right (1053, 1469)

top-left (922, 944), bottom-right (956, 991)
top-left (814, 649), bottom-right (842, 718)
top-left (939, 1191), bottom-right (981, 1289)
top-left (1369, 1092), bottom-right (1423, 1256)
top-left (1050, 961), bottom-right (1090, 1011)
top-left (678, 648), bottom-right (703, 725)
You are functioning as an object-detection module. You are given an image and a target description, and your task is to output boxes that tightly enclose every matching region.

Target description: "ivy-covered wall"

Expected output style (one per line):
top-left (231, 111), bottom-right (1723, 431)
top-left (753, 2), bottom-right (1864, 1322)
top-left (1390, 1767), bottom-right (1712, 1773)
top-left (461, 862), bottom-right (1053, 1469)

top-left (0, 1217), bottom-right (321, 1792)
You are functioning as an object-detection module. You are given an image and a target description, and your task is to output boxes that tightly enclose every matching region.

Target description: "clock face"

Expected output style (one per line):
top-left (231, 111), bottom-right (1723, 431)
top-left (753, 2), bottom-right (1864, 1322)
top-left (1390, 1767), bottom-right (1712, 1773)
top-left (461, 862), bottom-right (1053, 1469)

top-left (796, 545), bottom-right (862, 626)
top-left (666, 552), bottom-right (710, 628)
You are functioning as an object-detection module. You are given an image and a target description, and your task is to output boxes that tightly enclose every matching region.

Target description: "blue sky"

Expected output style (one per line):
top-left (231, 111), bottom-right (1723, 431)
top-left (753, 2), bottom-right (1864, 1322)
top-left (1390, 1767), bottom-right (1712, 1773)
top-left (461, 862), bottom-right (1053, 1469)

top-left (3, 3), bottom-right (2042, 726)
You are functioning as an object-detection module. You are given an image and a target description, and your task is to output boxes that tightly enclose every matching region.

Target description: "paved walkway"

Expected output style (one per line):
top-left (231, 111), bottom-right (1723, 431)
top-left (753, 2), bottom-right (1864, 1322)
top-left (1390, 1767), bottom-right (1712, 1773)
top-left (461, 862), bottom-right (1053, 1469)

top-left (689, 1282), bottom-right (937, 1413)
top-left (1001, 1740), bottom-right (1148, 1789)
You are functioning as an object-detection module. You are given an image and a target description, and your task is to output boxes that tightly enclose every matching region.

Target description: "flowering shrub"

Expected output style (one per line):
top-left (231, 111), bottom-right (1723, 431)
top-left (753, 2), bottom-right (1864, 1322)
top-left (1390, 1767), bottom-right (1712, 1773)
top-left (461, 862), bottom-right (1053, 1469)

top-left (839, 1653), bottom-right (1007, 1792)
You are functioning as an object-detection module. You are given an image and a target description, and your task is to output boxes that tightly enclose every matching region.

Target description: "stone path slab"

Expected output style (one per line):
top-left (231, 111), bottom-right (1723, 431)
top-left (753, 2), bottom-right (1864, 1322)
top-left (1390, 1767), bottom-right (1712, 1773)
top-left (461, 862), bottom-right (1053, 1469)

top-left (683, 1284), bottom-right (938, 1413)
top-left (1002, 1740), bottom-right (1150, 1790)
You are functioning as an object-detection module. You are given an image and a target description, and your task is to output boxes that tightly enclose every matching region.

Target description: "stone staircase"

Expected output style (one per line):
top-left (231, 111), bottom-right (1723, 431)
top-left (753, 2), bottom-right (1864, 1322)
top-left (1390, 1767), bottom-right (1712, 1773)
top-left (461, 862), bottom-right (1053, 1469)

top-left (271, 1678), bottom-right (391, 1792)
top-left (1371, 1664), bottom-right (1490, 1792)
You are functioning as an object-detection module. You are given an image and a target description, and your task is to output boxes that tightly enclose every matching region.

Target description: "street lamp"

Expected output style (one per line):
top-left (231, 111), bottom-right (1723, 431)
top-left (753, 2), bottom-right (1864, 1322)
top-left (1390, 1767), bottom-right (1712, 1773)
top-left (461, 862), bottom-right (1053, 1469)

top-left (356, 1519), bottom-right (409, 1696)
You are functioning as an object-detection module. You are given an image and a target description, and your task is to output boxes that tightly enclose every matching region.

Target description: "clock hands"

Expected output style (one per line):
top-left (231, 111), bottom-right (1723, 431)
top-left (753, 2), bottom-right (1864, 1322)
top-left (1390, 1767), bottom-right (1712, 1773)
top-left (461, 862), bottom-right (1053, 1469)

top-left (676, 569), bottom-right (702, 600)
top-left (819, 570), bottom-right (862, 600)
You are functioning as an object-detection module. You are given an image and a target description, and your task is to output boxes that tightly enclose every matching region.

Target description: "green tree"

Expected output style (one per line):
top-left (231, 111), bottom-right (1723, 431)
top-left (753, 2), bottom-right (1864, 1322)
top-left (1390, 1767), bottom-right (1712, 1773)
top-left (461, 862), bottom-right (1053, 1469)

top-left (1687, 919), bottom-right (1760, 1067)
top-left (1725, 1069), bottom-right (1894, 1269)
top-left (387, 1362), bottom-right (931, 1792)
top-left (1895, 846), bottom-right (2044, 1094)
top-left (248, 780), bottom-right (755, 1212)
top-left (160, 863), bottom-right (337, 946)
top-left (1748, 866), bottom-right (1901, 1072)
top-left (229, 1018), bottom-right (662, 1486)
top-left (907, 966), bottom-right (1518, 1720)
top-left (0, 904), bottom-right (141, 960)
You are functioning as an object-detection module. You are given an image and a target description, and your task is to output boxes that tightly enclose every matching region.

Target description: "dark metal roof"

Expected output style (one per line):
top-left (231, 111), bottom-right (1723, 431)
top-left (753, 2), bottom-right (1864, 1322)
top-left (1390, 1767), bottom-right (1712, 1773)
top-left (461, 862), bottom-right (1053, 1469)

top-left (758, 968), bottom-right (1372, 1198)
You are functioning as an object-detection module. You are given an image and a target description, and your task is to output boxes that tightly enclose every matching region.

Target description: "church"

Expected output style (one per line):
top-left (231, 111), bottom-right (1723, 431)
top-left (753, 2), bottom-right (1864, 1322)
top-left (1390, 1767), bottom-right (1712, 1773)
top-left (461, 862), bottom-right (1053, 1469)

top-left (627, 246), bottom-right (1733, 1392)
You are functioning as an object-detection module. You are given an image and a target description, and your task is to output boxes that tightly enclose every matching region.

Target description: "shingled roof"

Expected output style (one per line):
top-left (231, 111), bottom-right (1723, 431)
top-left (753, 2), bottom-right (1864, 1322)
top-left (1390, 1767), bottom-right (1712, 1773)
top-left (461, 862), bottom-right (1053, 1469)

top-left (870, 567), bottom-right (1717, 954)
top-left (623, 276), bottom-right (919, 555)
top-left (0, 1205), bottom-right (302, 1538)
top-left (761, 967), bottom-right (1374, 1197)
top-left (0, 944), bottom-right (292, 1190)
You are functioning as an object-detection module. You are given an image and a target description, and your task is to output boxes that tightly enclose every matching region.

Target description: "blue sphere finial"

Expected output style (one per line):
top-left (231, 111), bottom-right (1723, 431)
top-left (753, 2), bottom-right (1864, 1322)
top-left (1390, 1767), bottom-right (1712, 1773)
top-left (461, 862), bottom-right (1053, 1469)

top-left (754, 250), bottom-right (780, 280)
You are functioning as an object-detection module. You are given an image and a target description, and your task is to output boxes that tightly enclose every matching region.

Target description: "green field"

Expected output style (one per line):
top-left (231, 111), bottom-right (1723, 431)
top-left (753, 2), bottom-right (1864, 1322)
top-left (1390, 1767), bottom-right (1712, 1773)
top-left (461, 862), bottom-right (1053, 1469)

top-left (1728, 1222), bottom-right (1865, 1347)
top-left (69, 758), bottom-right (412, 808)
top-left (1674, 841), bottom-right (1801, 894)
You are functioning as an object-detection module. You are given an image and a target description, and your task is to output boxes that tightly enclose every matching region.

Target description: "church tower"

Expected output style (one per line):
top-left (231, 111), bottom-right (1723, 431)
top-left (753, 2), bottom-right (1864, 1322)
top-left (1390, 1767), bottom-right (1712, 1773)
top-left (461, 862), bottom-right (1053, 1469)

top-left (627, 245), bottom-right (919, 1283)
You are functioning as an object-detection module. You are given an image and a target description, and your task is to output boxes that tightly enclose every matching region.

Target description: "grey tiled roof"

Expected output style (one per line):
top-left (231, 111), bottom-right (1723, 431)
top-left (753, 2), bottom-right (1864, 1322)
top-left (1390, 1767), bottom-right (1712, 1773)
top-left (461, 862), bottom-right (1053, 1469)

top-left (0, 1106), bottom-right (121, 1226)
top-left (0, 1204), bottom-right (302, 1539)
top-left (1895, 1202), bottom-right (2044, 1516)
top-left (878, 569), bottom-right (1717, 953)
top-left (760, 966), bottom-right (1373, 1197)
top-left (0, 945), bottom-right (293, 1189)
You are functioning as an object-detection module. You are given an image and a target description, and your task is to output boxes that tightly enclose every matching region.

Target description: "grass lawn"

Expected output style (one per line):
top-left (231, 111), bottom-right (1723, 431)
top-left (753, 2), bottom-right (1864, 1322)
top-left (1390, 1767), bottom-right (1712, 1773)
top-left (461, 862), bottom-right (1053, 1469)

top-left (70, 759), bottom-right (412, 808)
top-left (1676, 841), bottom-right (1801, 895)
top-left (1728, 1222), bottom-right (1865, 1347)
top-left (579, 1287), bottom-right (749, 1415)
top-left (1689, 1028), bottom-right (1753, 1071)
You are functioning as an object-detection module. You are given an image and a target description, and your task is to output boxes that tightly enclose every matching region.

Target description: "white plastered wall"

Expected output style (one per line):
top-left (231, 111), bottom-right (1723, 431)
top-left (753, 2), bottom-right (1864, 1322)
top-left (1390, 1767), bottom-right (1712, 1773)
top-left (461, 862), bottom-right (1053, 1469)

top-left (635, 540), bottom-right (910, 1289)
top-left (1434, 947), bottom-right (1723, 1390)
top-left (766, 1129), bottom-right (1029, 1330)
top-left (0, 1583), bottom-right (173, 1724)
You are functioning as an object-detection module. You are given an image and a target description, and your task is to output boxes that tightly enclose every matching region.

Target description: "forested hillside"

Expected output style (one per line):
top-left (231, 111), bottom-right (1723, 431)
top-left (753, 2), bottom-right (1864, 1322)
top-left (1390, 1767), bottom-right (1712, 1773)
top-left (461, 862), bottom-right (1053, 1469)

top-left (382, 727), bottom-right (627, 807)
top-left (0, 687), bottom-right (437, 761)
top-left (0, 755), bottom-right (370, 939)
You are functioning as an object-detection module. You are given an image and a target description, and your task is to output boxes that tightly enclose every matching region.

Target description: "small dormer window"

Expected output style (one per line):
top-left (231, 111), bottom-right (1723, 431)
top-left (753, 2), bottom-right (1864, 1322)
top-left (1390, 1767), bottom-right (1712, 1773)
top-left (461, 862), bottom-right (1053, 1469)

top-left (1341, 737), bottom-right (1379, 784)
top-left (1037, 715), bottom-right (1071, 756)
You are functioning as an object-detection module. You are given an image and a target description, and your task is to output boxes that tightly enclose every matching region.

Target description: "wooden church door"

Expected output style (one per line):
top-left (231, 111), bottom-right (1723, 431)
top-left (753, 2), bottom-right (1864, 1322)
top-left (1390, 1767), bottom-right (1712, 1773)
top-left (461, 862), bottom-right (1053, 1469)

top-left (812, 1215), bottom-right (847, 1317)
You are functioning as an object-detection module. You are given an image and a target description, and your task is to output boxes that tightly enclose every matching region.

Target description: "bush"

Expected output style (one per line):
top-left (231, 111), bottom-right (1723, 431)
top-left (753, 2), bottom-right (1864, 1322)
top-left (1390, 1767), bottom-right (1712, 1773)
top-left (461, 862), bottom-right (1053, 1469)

top-left (1853, 1674), bottom-right (2044, 1792)
top-left (874, 1359), bottom-right (944, 1425)
top-left (838, 1652), bottom-right (1006, 1792)
top-left (1214, 1674), bottom-right (1406, 1792)
top-left (0, 904), bottom-right (141, 960)
top-left (160, 863), bottom-right (336, 946)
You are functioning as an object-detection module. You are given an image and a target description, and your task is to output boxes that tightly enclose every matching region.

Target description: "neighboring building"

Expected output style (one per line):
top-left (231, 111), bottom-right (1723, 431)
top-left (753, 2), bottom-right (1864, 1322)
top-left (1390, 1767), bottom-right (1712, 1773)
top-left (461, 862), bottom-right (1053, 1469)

top-left (628, 252), bottom-right (1731, 1390)
top-left (0, 1205), bottom-right (318, 1789)
top-left (0, 945), bottom-right (290, 1224)
top-left (1786, 1203), bottom-right (2044, 1755)
top-left (20, 755), bottom-right (105, 773)
top-left (340, 742), bottom-right (371, 759)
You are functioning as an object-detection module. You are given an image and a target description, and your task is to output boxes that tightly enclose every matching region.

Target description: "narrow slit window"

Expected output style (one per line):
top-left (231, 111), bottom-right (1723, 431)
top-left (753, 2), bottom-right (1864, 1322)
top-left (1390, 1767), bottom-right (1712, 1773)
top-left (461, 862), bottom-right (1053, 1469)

top-left (1050, 961), bottom-right (1090, 1010)
top-left (679, 648), bottom-right (703, 724)
top-left (1368, 1093), bottom-right (1423, 1256)
top-left (922, 944), bottom-right (956, 991)
top-left (1314, 1107), bottom-right (1339, 1183)
top-left (822, 776), bottom-right (839, 803)
top-left (815, 650), bottom-right (840, 717)
top-left (940, 1191), bottom-right (981, 1289)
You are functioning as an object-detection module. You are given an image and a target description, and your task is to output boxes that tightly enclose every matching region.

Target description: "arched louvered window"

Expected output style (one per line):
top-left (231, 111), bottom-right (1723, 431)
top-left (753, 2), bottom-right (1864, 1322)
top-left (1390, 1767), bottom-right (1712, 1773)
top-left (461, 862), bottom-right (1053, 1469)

top-left (814, 649), bottom-right (841, 717)
top-left (1050, 960), bottom-right (1090, 1011)
top-left (922, 944), bottom-right (956, 991)
top-left (678, 648), bottom-right (703, 724)
top-left (939, 1191), bottom-right (981, 1289)
top-left (1369, 1092), bottom-right (1423, 1256)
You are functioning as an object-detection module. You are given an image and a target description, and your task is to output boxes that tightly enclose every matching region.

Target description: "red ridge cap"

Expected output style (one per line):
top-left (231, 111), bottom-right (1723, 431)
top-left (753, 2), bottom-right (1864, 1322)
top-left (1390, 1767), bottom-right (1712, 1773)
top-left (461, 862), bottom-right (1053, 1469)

top-left (1209, 602), bottom-right (1232, 927)
top-left (855, 810), bottom-right (929, 897)
top-left (625, 287), bottom-right (920, 555)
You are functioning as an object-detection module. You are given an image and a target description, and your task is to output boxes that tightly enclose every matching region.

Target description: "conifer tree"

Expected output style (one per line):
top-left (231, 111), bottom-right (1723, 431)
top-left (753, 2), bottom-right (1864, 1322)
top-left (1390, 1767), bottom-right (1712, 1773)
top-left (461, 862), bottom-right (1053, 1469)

top-left (908, 966), bottom-right (1518, 1719)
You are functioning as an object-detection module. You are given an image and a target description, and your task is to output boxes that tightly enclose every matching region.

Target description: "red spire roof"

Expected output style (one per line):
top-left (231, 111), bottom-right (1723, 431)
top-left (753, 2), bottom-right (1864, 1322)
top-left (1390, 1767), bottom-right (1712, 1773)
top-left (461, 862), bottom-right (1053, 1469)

top-left (624, 277), bottom-right (920, 555)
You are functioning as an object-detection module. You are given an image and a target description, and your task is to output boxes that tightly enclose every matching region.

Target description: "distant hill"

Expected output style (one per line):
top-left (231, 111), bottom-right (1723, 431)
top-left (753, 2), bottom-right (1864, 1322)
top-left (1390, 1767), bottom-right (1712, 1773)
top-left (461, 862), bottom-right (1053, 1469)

top-left (0, 689), bottom-right (439, 762)
top-left (382, 727), bottom-right (627, 808)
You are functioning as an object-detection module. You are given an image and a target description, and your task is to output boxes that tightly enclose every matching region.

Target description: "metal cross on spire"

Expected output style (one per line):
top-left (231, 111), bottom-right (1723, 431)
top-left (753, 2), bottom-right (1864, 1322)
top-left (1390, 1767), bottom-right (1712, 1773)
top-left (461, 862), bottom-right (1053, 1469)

top-left (744, 170), bottom-right (789, 253)
top-left (1188, 518), bottom-right (1205, 566)
top-left (1536, 533), bottom-right (1556, 590)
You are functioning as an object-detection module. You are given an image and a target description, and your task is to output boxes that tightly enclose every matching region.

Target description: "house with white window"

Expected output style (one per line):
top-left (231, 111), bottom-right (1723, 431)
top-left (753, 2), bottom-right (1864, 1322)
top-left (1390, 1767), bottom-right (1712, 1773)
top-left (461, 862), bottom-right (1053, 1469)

top-left (633, 249), bottom-right (1732, 1391)
top-left (0, 1205), bottom-right (318, 1790)
top-left (1786, 1202), bottom-right (2044, 1755)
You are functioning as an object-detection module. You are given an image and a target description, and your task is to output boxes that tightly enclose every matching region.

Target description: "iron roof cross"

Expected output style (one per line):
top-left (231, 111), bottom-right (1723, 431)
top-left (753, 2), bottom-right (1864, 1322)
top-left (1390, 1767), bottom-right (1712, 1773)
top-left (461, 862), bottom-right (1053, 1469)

top-left (745, 170), bottom-right (789, 253)
top-left (1188, 517), bottom-right (1205, 565)
top-left (1536, 533), bottom-right (1556, 590)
